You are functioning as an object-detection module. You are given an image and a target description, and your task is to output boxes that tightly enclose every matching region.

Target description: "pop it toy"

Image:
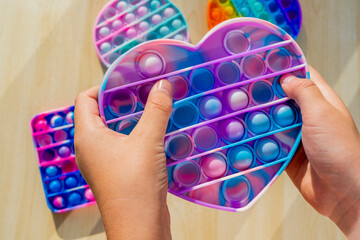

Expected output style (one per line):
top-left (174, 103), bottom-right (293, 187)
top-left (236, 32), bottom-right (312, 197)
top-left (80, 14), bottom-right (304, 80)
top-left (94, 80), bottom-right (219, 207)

top-left (207, 0), bottom-right (302, 39)
top-left (98, 18), bottom-right (309, 211)
top-left (94, 0), bottom-right (190, 67)
top-left (31, 106), bottom-right (95, 212)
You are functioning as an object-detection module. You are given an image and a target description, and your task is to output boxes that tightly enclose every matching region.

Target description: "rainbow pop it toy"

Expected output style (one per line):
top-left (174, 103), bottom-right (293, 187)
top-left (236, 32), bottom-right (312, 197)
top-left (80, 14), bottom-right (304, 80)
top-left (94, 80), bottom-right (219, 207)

top-left (94, 0), bottom-right (190, 67)
top-left (98, 18), bottom-right (309, 211)
top-left (207, 0), bottom-right (302, 39)
top-left (31, 106), bottom-right (95, 212)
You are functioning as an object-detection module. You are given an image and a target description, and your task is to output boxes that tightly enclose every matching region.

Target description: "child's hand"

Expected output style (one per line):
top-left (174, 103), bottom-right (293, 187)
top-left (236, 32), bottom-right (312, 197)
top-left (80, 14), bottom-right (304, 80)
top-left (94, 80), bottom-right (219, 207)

top-left (74, 80), bottom-right (173, 240)
top-left (281, 67), bottom-right (360, 239)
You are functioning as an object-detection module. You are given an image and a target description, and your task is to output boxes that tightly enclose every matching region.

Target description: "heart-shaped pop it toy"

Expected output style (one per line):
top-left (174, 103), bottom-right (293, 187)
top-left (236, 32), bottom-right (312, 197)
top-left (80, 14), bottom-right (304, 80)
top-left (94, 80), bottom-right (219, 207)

top-left (31, 106), bottom-right (95, 212)
top-left (94, 0), bottom-right (189, 67)
top-left (207, 0), bottom-right (302, 39)
top-left (98, 18), bottom-right (308, 211)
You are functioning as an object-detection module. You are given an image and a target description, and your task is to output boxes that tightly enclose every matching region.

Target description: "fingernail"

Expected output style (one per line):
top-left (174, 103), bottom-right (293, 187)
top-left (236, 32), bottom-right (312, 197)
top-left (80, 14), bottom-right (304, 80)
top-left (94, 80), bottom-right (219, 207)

top-left (280, 74), bottom-right (296, 86)
top-left (156, 80), bottom-right (173, 97)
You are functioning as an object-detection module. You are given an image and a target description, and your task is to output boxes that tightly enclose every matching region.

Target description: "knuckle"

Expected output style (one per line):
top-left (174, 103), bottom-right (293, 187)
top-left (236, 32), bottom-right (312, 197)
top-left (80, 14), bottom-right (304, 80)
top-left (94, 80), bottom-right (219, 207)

top-left (74, 92), bottom-right (85, 106)
top-left (297, 79), bottom-right (317, 90)
top-left (148, 93), bottom-right (172, 113)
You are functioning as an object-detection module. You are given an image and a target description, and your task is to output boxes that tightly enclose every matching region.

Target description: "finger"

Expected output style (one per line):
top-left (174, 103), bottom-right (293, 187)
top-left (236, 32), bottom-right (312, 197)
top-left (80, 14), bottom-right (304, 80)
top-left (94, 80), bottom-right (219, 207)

top-left (280, 74), bottom-right (329, 115)
top-left (74, 85), bottom-right (105, 131)
top-left (307, 66), bottom-right (350, 116)
top-left (131, 80), bottom-right (173, 141)
top-left (285, 143), bottom-right (308, 189)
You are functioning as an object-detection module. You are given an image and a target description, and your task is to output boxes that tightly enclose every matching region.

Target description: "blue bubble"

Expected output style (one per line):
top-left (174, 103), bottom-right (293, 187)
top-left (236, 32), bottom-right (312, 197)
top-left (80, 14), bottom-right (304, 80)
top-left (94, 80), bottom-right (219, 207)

top-left (246, 111), bottom-right (271, 134)
top-left (228, 145), bottom-right (254, 171)
top-left (274, 76), bottom-right (286, 97)
top-left (65, 176), bottom-right (78, 188)
top-left (172, 102), bottom-right (199, 128)
top-left (190, 68), bottom-right (215, 92)
top-left (68, 192), bottom-right (82, 205)
top-left (45, 166), bottom-right (59, 177)
top-left (150, 0), bottom-right (161, 10)
top-left (69, 127), bottom-right (75, 138)
top-left (199, 96), bottom-right (222, 119)
top-left (250, 81), bottom-right (274, 104)
top-left (50, 115), bottom-right (64, 128)
top-left (272, 104), bottom-right (296, 127)
top-left (49, 180), bottom-right (62, 192)
top-left (256, 138), bottom-right (280, 162)
top-left (217, 61), bottom-right (240, 84)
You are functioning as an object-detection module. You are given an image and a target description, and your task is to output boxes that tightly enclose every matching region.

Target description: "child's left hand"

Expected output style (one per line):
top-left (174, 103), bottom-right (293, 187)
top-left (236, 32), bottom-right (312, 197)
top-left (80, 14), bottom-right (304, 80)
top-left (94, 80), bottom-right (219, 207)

top-left (74, 80), bottom-right (173, 240)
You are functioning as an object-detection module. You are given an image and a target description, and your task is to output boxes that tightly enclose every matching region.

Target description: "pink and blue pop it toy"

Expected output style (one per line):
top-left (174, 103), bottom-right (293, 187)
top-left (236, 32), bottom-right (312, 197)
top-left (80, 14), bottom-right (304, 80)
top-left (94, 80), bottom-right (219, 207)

top-left (94, 0), bottom-right (190, 67)
top-left (207, 0), bottom-right (302, 39)
top-left (31, 106), bottom-right (96, 212)
top-left (98, 18), bottom-right (309, 211)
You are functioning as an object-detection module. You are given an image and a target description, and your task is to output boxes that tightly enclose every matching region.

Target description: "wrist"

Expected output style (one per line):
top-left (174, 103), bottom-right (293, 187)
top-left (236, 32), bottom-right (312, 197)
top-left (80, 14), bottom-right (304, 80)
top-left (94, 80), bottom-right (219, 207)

top-left (98, 197), bottom-right (171, 240)
top-left (329, 170), bottom-right (360, 239)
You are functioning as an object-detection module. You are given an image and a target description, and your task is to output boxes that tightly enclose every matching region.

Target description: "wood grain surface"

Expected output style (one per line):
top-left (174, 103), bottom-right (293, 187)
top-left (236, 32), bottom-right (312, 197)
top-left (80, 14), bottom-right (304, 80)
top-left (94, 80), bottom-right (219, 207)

top-left (0, 0), bottom-right (359, 239)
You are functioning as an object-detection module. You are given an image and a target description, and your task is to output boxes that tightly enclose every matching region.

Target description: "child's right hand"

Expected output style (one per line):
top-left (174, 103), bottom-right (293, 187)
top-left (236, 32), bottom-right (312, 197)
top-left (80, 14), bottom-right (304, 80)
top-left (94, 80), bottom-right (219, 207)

top-left (280, 66), bottom-right (360, 239)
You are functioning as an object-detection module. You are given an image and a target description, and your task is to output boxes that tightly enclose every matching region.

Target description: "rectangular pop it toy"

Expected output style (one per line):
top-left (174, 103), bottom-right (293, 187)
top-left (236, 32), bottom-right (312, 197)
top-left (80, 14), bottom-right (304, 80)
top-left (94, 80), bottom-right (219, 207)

top-left (207, 0), bottom-right (302, 39)
top-left (31, 106), bottom-right (95, 212)
top-left (98, 18), bottom-right (309, 211)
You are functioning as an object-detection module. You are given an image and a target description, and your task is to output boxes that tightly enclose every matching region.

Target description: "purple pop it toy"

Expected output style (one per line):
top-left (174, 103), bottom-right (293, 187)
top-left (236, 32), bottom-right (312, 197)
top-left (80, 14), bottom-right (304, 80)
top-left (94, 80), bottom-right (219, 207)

top-left (98, 18), bottom-right (308, 212)
top-left (31, 106), bottom-right (95, 212)
top-left (94, 0), bottom-right (190, 67)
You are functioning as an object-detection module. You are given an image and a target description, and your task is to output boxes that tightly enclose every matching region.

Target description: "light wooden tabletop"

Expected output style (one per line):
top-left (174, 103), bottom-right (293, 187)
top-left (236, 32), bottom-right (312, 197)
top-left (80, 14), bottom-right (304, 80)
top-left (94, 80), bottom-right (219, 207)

top-left (0, 0), bottom-right (359, 239)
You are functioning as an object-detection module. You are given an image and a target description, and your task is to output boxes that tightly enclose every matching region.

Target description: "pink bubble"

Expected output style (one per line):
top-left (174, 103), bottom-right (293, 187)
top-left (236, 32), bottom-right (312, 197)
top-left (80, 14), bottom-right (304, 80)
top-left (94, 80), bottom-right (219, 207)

top-left (34, 119), bottom-right (48, 132)
top-left (201, 153), bottom-right (227, 179)
top-left (84, 188), bottom-right (95, 201)
top-left (126, 28), bottom-right (137, 38)
top-left (53, 196), bottom-right (65, 209)
top-left (151, 14), bottom-right (162, 25)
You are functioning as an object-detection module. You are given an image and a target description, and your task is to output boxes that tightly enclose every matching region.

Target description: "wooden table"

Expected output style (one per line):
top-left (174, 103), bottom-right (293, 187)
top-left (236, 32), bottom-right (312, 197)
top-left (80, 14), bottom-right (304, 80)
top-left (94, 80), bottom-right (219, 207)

top-left (0, 0), bottom-right (358, 239)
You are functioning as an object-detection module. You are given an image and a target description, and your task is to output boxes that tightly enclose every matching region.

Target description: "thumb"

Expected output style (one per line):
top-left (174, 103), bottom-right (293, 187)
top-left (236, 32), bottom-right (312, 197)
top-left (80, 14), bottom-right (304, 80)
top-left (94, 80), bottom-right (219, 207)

top-left (280, 74), bottom-right (328, 114)
top-left (131, 80), bottom-right (173, 141)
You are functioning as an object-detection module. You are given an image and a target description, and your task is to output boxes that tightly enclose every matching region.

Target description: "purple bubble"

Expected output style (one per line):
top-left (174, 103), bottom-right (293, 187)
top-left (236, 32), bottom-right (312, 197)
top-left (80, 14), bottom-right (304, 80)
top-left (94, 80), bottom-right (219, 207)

top-left (107, 89), bottom-right (136, 116)
top-left (224, 89), bottom-right (249, 112)
top-left (166, 133), bottom-right (194, 160)
top-left (137, 83), bottom-right (155, 107)
top-left (241, 55), bottom-right (266, 79)
top-left (41, 149), bottom-right (56, 162)
top-left (58, 146), bottom-right (71, 158)
top-left (217, 61), bottom-right (241, 84)
top-left (266, 48), bottom-right (291, 72)
top-left (224, 30), bottom-right (250, 54)
top-left (53, 130), bottom-right (68, 142)
top-left (36, 134), bottom-right (53, 147)
top-left (168, 75), bottom-right (189, 100)
top-left (193, 126), bottom-right (219, 151)
top-left (137, 51), bottom-right (165, 77)
top-left (219, 118), bottom-right (245, 143)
